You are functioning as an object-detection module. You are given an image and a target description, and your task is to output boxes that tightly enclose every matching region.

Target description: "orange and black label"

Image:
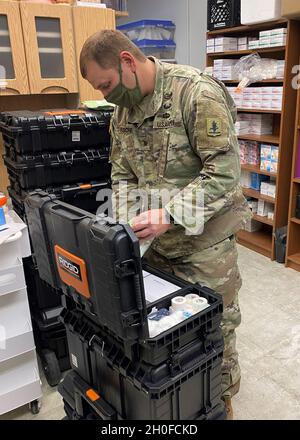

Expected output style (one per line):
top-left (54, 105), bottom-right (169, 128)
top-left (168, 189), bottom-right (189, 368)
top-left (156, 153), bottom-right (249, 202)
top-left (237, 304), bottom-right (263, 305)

top-left (54, 245), bottom-right (91, 299)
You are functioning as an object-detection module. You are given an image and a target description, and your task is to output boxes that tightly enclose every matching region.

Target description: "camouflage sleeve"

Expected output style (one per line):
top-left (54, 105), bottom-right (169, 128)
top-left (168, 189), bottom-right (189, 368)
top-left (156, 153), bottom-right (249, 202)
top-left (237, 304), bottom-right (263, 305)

top-left (165, 83), bottom-right (241, 235)
top-left (110, 120), bottom-right (138, 223)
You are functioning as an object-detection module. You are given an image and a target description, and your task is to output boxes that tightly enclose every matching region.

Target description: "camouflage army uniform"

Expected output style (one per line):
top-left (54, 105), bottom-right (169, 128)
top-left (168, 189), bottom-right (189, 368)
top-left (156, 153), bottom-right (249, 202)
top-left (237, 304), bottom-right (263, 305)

top-left (110, 57), bottom-right (252, 398)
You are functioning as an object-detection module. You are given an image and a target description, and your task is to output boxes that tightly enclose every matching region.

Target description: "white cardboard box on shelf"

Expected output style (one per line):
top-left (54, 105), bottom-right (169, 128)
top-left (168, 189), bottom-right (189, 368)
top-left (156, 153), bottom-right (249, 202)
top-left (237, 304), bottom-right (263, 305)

top-left (241, 0), bottom-right (282, 25)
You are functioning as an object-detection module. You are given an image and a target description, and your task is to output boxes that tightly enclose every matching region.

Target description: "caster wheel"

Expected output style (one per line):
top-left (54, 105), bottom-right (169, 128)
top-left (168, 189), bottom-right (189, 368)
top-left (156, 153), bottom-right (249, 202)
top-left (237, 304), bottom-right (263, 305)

top-left (30, 400), bottom-right (40, 415)
top-left (41, 349), bottom-right (61, 387)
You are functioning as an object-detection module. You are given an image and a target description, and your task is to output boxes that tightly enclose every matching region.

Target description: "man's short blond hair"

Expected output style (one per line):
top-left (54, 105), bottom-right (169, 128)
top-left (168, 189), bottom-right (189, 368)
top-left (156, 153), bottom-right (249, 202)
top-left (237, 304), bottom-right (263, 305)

top-left (80, 29), bottom-right (147, 77)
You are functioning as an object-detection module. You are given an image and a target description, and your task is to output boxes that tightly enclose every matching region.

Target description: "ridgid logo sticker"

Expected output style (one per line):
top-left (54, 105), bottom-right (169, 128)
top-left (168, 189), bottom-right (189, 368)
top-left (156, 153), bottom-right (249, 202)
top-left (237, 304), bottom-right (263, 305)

top-left (54, 245), bottom-right (91, 299)
top-left (57, 254), bottom-right (82, 280)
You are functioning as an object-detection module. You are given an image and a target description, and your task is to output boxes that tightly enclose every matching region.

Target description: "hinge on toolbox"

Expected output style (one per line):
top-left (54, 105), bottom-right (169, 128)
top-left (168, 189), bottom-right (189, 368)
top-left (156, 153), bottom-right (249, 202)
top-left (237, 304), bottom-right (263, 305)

top-left (114, 259), bottom-right (137, 278)
top-left (121, 311), bottom-right (141, 328)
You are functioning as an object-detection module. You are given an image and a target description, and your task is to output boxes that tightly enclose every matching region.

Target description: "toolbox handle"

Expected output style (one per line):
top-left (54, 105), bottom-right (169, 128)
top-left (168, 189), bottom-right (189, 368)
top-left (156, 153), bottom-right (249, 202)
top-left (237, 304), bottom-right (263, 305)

top-left (168, 340), bottom-right (208, 376)
top-left (74, 373), bottom-right (117, 420)
top-left (50, 203), bottom-right (88, 221)
top-left (44, 110), bottom-right (86, 116)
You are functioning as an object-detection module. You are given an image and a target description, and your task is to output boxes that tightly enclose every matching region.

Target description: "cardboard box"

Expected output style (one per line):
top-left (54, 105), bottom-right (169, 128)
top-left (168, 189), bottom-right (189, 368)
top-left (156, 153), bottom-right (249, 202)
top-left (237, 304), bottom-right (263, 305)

top-left (244, 219), bottom-right (262, 232)
top-left (238, 44), bottom-right (248, 51)
top-left (282, 0), bottom-right (300, 19)
top-left (215, 37), bottom-right (238, 45)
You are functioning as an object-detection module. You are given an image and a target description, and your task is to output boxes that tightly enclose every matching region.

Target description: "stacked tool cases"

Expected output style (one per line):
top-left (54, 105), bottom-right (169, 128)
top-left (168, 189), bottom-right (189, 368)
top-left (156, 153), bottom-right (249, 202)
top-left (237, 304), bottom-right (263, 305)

top-left (24, 191), bottom-right (226, 420)
top-left (0, 108), bottom-right (113, 386)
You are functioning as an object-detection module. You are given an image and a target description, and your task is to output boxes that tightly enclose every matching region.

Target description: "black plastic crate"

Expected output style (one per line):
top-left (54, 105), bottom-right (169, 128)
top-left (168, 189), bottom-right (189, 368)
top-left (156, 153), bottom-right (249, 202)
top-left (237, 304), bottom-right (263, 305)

top-left (58, 341), bottom-right (225, 420)
top-left (8, 180), bottom-right (111, 216)
top-left (23, 256), bottom-right (62, 311)
top-left (0, 109), bottom-right (112, 155)
top-left (24, 191), bottom-right (223, 353)
top-left (4, 149), bottom-right (111, 190)
top-left (207, 0), bottom-right (241, 31)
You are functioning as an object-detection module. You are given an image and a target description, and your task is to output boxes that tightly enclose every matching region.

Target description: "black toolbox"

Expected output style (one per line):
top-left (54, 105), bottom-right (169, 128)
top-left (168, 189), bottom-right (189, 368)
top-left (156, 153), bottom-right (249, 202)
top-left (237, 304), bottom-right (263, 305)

top-left (8, 180), bottom-right (111, 218)
top-left (25, 190), bottom-right (223, 365)
top-left (0, 109), bottom-right (112, 155)
top-left (23, 256), bottom-right (62, 311)
top-left (4, 149), bottom-right (111, 190)
top-left (59, 337), bottom-right (225, 420)
top-left (32, 306), bottom-right (70, 387)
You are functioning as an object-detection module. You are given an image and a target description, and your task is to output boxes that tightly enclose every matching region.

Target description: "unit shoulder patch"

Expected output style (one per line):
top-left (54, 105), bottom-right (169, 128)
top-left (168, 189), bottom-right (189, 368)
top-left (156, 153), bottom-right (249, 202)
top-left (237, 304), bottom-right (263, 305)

top-left (207, 118), bottom-right (222, 137)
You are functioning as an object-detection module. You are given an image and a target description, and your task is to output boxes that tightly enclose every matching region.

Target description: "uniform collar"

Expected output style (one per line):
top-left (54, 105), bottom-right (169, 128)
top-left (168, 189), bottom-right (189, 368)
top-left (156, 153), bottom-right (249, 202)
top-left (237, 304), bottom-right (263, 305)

top-left (127, 57), bottom-right (164, 124)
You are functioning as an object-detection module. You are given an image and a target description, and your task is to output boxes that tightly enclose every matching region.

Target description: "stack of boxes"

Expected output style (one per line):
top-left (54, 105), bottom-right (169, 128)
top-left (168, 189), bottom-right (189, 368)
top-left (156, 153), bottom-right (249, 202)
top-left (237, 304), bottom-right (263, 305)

top-left (239, 141), bottom-right (260, 165)
top-left (260, 144), bottom-right (279, 173)
top-left (249, 27), bottom-right (287, 49)
top-left (207, 37), bottom-right (238, 53)
top-left (228, 86), bottom-right (283, 110)
top-left (212, 59), bottom-right (238, 81)
top-left (207, 28), bottom-right (287, 54)
top-left (235, 113), bottom-right (273, 135)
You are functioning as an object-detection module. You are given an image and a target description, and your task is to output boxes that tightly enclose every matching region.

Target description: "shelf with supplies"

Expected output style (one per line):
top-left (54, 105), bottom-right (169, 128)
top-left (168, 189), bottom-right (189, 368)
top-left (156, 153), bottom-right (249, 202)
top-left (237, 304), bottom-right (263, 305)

top-left (242, 187), bottom-right (276, 205)
top-left (223, 79), bottom-right (284, 85)
top-left (241, 164), bottom-right (277, 178)
top-left (237, 108), bottom-right (282, 114)
top-left (207, 18), bottom-right (300, 262)
top-left (238, 134), bottom-right (280, 144)
top-left (252, 213), bottom-right (274, 226)
top-left (208, 47), bottom-right (286, 58)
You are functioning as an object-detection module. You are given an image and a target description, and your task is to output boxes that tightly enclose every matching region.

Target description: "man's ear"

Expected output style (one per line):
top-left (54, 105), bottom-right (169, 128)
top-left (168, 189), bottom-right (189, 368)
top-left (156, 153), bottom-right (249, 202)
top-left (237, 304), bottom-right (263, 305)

top-left (120, 51), bottom-right (136, 71)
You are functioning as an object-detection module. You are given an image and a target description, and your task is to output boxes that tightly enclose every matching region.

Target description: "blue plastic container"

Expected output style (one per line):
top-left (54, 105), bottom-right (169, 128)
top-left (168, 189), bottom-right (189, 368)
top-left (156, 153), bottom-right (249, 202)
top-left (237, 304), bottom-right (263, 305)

top-left (134, 39), bottom-right (176, 59)
top-left (117, 19), bottom-right (175, 41)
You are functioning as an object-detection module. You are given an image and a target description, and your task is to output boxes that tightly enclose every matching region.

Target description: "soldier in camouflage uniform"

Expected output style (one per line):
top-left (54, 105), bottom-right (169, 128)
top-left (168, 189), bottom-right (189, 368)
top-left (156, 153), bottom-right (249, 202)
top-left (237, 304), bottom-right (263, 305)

top-left (80, 30), bottom-right (252, 419)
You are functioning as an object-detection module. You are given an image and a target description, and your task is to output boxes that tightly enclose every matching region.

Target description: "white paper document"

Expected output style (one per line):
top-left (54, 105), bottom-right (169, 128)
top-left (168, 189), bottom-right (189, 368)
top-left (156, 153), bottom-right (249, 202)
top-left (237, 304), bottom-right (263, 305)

top-left (143, 273), bottom-right (180, 303)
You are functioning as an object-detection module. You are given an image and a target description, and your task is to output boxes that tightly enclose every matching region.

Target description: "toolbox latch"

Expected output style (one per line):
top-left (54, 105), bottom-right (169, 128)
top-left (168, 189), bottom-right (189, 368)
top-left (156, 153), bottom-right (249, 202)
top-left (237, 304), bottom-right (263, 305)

top-left (168, 354), bottom-right (183, 377)
top-left (115, 259), bottom-right (137, 278)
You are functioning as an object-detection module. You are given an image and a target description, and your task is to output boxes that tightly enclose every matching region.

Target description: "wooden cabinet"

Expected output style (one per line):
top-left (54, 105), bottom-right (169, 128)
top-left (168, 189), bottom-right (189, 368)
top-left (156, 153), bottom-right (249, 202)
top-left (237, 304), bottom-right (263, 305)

top-left (20, 2), bottom-right (78, 94)
top-left (0, 1), bottom-right (29, 96)
top-left (72, 6), bottom-right (116, 102)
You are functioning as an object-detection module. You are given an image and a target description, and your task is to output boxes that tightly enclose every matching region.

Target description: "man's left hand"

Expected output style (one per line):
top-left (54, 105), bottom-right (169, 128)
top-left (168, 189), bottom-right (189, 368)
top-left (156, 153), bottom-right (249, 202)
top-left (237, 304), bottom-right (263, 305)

top-left (131, 209), bottom-right (171, 240)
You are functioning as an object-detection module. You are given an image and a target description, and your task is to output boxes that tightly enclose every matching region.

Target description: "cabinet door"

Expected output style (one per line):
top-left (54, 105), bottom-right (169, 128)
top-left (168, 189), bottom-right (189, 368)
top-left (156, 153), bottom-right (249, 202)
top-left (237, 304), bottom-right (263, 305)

top-left (73, 6), bottom-right (116, 103)
top-left (20, 3), bottom-right (78, 94)
top-left (0, 1), bottom-right (29, 96)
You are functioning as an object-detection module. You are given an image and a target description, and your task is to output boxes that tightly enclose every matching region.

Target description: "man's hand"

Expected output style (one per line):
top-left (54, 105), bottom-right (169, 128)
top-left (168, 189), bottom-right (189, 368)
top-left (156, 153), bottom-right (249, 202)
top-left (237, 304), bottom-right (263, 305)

top-left (131, 209), bottom-right (171, 240)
